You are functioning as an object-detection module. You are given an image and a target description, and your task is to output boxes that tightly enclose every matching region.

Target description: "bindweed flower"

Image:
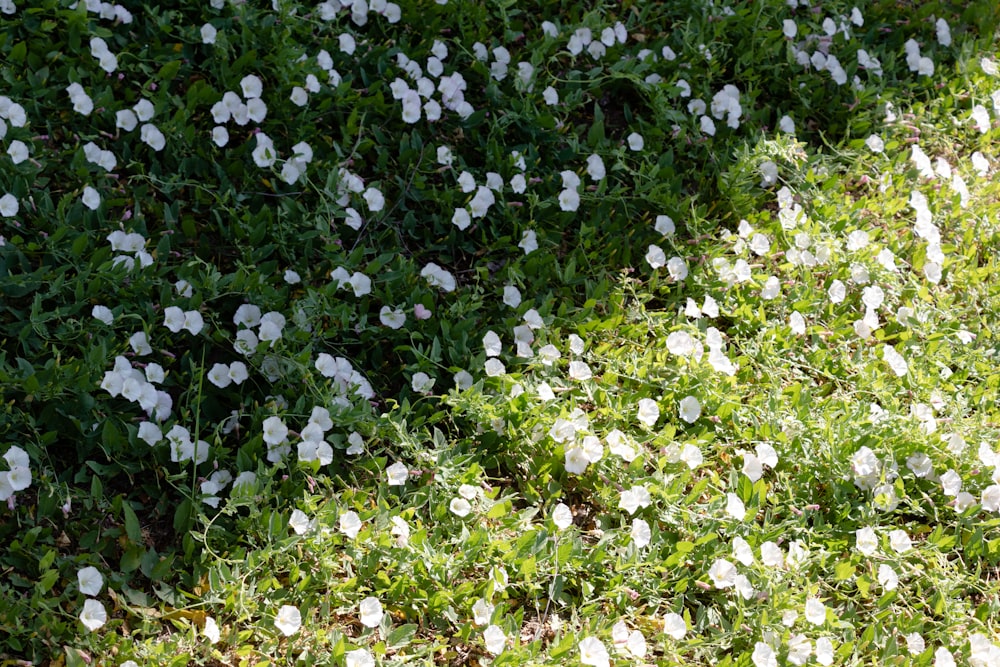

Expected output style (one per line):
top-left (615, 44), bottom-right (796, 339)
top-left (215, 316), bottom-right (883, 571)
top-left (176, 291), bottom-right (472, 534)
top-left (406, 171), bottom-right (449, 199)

top-left (631, 518), bottom-right (651, 548)
top-left (449, 497), bottom-right (472, 517)
top-left (645, 245), bottom-right (666, 269)
top-left (679, 396), bottom-right (701, 423)
top-left (805, 597), bottom-right (826, 625)
top-left (708, 559), bottom-right (737, 588)
top-left (0, 193), bottom-right (18, 217)
top-left (77, 566), bottom-right (104, 596)
top-left (725, 492), bottom-right (746, 520)
top-left (359, 596), bottom-right (383, 628)
top-left (339, 510), bottom-right (362, 538)
top-left (636, 398), bottom-right (659, 427)
top-left (552, 503), bottom-right (573, 529)
top-left (579, 637), bottom-right (610, 667)
top-left (274, 605), bottom-right (301, 636)
top-left (80, 599), bottom-right (107, 632)
top-left (386, 461), bottom-right (408, 486)
top-left (483, 625), bottom-right (506, 655)
top-left (752, 642), bottom-right (778, 667)
top-left (204, 616), bottom-right (221, 643)
top-left (379, 306), bottom-right (406, 329)
top-left (345, 649), bottom-right (375, 667)
top-left (289, 509), bottom-right (314, 535)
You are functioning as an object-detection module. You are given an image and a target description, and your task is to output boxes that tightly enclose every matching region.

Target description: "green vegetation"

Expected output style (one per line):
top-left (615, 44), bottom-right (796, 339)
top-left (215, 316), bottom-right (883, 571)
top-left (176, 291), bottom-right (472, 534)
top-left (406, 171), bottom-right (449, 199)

top-left (2, 0), bottom-right (1000, 665)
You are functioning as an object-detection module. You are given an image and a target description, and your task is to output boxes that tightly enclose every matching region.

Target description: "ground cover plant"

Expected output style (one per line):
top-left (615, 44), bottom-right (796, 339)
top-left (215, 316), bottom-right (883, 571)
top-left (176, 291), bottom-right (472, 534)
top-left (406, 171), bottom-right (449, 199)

top-left (2, 0), bottom-right (1000, 664)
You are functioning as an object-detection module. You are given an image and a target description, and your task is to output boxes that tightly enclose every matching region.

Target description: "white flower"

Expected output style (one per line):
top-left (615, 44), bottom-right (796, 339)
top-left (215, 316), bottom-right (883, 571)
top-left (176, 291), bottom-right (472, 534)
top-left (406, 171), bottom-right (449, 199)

top-left (262, 416), bottom-right (288, 445)
top-left (883, 344), bottom-right (908, 376)
top-left (906, 633), bottom-right (925, 656)
top-left (359, 596), bottom-right (383, 628)
top-left (411, 371), bottom-right (435, 392)
top-left (679, 443), bottom-right (702, 469)
top-left (828, 280), bottom-right (846, 303)
top-left (344, 648), bottom-right (375, 667)
top-left (203, 616), bottom-right (221, 643)
top-left (935, 647), bottom-right (956, 667)
top-left (814, 638), bottom-right (834, 666)
top-left (240, 74), bottom-right (264, 99)
top-left (586, 154), bottom-right (606, 180)
top-left (137, 422), bottom-right (162, 447)
top-left (579, 637), bottom-right (610, 667)
top-left (645, 245), bottom-right (666, 269)
top-left (80, 599), bottom-right (107, 632)
top-left (866, 135), bottom-right (885, 152)
top-left (667, 256), bottom-right (688, 281)
top-left (81, 186), bottom-right (101, 210)
top-left (679, 396), bottom-right (701, 423)
top-left (289, 509), bottom-right (313, 535)
top-left (636, 398), bottom-right (659, 427)
top-left (760, 541), bottom-right (783, 567)
top-left (483, 625), bottom-right (506, 655)
top-left (0, 193), bottom-right (18, 217)
top-left (627, 132), bottom-right (644, 150)
top-left (606, 429), bottom-right (636, 462)
top-left (619, 486), bottom-right (651, 515)
top-left (502, 285), bottom-right (522, 308)
top-left (564, 447), bottom-right (589, 475)
top-left (487, 356), bottom-right (513, 376)
top-left (274, 605), bottom-right (301, 636)
top-left (568, 360), bottom-right (592, 381)
top-left (207, 363), bottom-right (232, 389)
top-left (732, 536), bottom-right (755, 565)
top-left (752, 642), bottom-right (778, 667)
top-left (472, 598), bottom-right (494, 625)
top-left (5, 139), bottom-right (26, 165)
top-left (558, 188), bottom-right (580, 211)
top-left (453, 370), bottom-right (473, 391)
top-left (888, 529), bottom-right (912, 553)
top-left (663, 612), bottom-right (686, 640)
top-left (140, 124), bottom-right (166, 151)
top-left (787, 634), bottom-right (812, 665)
top-left (855, 527), bottom-right (878, 555)
top-left (725, 492), bottom-right (746, 520)
top-left (519, 229), bottom-right (538, 254)
top-left (982, 485), bottom-right (1000, 511)
top-left (363, 187), bottom-right (385, 212)
top-left (386, 461), bottom-right (408, 486)
top-left (379, 306), bottom-right (406, 329)
top-left (805, 597), bottom-right (826, 625)
top-left (129, 331), bottom-right (152, 355)
top-left (878, 564), bottom-right (899, 590)
top-left (449, 497), bottom-right (472, 517)
top-left (631, 518), bottom-right (651, 548)
top-left (91, 305), bottom-right (114, 325)
top-left (421, 263), bottom-right (457, 292)
top-left (200, 23), bottom-right (217, 44)
top-left (77, 566), bottom-right (104, 596)
top-left (552, 503), bottom-right (573, 530)
top-left (708, 559), bottom-right (736, 588)
top-left (339, 510), bottom-right (362, 538)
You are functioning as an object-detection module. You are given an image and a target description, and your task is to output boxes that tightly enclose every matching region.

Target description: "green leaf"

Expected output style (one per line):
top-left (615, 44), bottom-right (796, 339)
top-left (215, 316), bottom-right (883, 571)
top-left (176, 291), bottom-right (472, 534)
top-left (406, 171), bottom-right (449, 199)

top-left (64, 646), bottom-right (89, 667)
top-left (833, 561), bottom-right (855, 581)
top-left (173, 498), bottom-right (192, 533)
top-left (386, 623), bottom-right (418, 649)
top-left (486, 500), bottom-right (509, 519)
top-left (588, 102), bottom-right (605, 147)
top-left (122, 500), bottom-right (143, 545)
top-left (9, 41), bottom-right (26, 63)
